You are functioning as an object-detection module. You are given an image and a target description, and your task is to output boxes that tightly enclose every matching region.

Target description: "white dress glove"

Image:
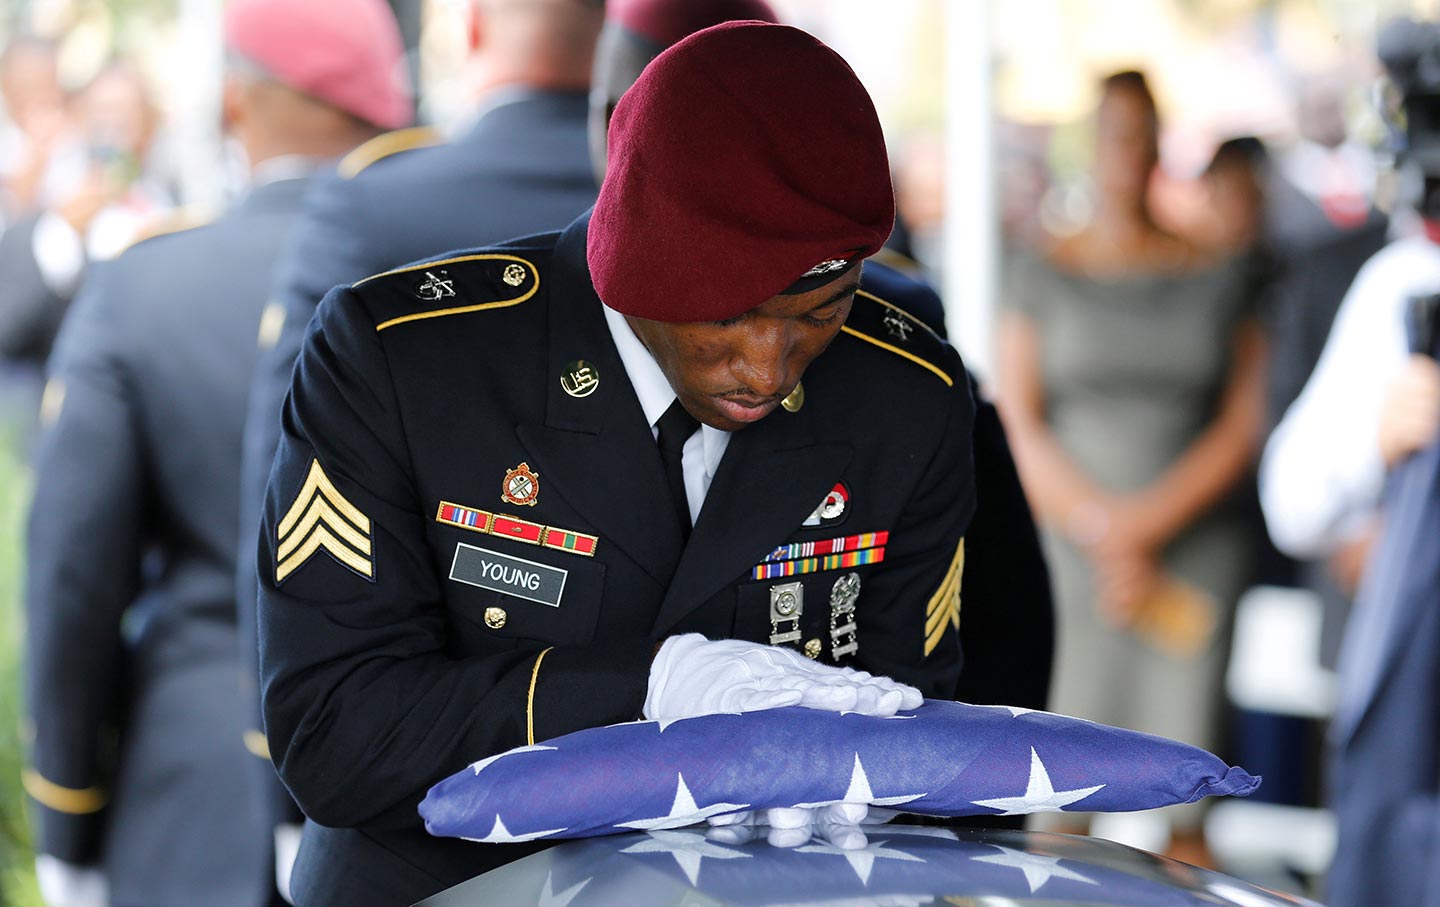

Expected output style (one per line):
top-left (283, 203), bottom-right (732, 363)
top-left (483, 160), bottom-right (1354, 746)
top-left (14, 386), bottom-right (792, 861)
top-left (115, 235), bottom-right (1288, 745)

top-left (644, 633), bottom-right (922, 721)
top-left (705, 806), bottom-right (899, 850)
top-left (274, 823), bottom-right (303, 905)
top-left (35, 855), bottom-right (108, 907)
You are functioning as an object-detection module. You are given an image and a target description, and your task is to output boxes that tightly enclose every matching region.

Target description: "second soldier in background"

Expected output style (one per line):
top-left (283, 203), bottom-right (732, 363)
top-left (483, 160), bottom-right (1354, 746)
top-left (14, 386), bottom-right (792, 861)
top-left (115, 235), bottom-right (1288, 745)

top-left (22, 2), bottom-right (411, 905)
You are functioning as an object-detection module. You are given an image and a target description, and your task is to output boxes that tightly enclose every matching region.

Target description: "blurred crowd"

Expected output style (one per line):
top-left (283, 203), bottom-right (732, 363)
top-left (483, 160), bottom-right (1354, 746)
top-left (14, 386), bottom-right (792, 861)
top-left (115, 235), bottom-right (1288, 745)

top-left (0, 1), bottom-right (1436, 906)
top-left (0, 39), bottom-right (177, 378)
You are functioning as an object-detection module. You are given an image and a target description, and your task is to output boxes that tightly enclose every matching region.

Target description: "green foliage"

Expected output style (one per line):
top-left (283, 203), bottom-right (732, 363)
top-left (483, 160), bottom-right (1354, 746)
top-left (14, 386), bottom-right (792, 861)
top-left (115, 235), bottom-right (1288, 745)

top-left (0, 414), bottom-right (41, 907)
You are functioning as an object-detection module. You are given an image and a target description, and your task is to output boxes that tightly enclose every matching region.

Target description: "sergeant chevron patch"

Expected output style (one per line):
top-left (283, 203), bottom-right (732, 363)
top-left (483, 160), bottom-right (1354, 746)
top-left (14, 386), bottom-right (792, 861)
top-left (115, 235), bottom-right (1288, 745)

top-left (275, 460), bottom-right (374, 583)
top-left (924, 538), bottom-right (964, 657)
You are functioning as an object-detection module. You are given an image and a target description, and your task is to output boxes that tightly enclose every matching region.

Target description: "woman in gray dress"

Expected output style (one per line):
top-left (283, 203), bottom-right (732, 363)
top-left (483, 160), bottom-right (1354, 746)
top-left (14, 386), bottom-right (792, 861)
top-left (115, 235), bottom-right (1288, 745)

top-left (995, 71), bottom-right (1267, 866)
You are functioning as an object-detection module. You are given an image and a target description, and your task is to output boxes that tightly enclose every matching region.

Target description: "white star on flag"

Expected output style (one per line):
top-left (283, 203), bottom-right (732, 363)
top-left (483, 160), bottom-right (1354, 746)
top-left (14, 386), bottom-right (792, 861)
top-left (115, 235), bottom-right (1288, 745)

top-left (469, 744), bottom-right (556, 776)
top-left (794, 753), bottom-right (926, 810)
top-left (632, 712), bottom-right (740, 733)
top-left (616, 773), bottom-right (749, 830)
top-left (461, 813), bottom-right (565, 844)
top-left (970, 747), bottom-right (1105, 815)
top-left (971, 844), bottom-right (1098, 893)
top-left (536, 871), bottom-right (590, 907)
top-left (796, 836), bottom-right (924, 885)
top-left (620, 829), bottom-right (751, 885)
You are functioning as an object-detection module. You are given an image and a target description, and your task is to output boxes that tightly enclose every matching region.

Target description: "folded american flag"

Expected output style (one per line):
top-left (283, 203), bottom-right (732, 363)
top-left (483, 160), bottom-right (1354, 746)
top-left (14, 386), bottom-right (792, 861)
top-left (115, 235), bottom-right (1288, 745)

top-left (420, 700), bottom-right (1259, 843)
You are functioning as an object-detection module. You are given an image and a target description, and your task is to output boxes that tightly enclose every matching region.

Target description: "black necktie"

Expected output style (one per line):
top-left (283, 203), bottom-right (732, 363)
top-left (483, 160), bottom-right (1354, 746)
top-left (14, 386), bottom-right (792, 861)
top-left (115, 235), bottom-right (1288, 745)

top-left (656, 399), bottom-right (700, 540)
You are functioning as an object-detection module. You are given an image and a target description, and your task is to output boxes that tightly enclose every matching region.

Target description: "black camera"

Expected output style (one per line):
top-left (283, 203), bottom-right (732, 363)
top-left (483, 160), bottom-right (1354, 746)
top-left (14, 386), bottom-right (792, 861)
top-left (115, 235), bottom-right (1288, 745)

top-left (1380, 18), bottom-right (1440, 216)
top-left (1406, 292), bottom-right (1440, 357)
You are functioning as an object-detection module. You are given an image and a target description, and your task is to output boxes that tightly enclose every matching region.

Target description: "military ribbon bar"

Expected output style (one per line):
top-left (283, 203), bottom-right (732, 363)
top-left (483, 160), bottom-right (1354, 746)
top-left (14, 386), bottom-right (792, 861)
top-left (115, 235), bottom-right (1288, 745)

top-left (488, 514), bottom-right (545, 545)
top-left (762, 530), bottom-right (890, 565)
top-left (438, 501), bottom-right (597, 556)
top-left (541, 527), bottom-right (598, 557)
top-left (437, 502), bottom-right (492, 532)
top-left (750, 546), bottom-right (886, 581)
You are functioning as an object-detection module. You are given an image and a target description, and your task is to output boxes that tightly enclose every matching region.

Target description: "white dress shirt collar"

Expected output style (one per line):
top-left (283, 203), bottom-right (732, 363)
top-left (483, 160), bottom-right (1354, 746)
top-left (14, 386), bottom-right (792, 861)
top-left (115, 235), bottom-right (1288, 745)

top-left (601, 301), bottom-right (731, 521)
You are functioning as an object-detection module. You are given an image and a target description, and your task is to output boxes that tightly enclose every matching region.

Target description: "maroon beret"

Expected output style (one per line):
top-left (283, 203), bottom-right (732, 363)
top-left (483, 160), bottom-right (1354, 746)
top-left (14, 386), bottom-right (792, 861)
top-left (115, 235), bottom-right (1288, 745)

top-left (225, 0), bottom-right (411, 130)
top-left (608, 0), bottom-right (779, 47)
top-left (588, 21), bottom-right (895, 323)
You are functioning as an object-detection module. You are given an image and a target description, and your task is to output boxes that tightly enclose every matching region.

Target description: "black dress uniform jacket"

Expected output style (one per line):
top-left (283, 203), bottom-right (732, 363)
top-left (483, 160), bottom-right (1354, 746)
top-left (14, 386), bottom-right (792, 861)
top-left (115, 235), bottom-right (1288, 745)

top-left (25, 176), bottom-right (311, 907)
top-left (0, 214), bottom-right (73, 364)
top-left (858, 264), bottom-right (1053, 715)
top-left (237, 90), bottom-right (601, 834)
top-left (258, 214), bottom-right (978, 906)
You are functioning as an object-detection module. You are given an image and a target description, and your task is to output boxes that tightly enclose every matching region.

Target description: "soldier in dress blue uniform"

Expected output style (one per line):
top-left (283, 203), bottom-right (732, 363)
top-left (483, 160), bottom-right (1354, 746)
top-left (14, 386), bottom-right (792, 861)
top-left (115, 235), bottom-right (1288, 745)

top-left (258, 22), bottom-right (984, 907)
top-left (590, 0), bottom-right (1053, 720)
top-left (22, 3), bottom-right (411, 905)
top-left (234, 3), bottom-right (607, 843)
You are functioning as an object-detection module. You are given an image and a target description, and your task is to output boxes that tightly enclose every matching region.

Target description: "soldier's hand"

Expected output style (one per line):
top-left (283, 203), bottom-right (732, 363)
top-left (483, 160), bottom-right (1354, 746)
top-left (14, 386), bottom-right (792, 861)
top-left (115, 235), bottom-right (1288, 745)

top-left (708, 802), bottom-right (896, 832)
top-left (34, 855), bottom-right (107, 907)
top-left (1378, 354), bottom-right (1440, 467)
top-left (706, 803), bottom-right (898, 851)
top-left (644, 634), bottom-right (921, 722)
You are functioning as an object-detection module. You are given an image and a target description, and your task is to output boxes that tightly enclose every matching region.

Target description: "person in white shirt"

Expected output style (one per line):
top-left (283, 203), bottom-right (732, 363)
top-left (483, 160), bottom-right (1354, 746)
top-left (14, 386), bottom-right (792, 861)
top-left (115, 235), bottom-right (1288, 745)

top-left (1259, 232), bottom-right (1440, 560)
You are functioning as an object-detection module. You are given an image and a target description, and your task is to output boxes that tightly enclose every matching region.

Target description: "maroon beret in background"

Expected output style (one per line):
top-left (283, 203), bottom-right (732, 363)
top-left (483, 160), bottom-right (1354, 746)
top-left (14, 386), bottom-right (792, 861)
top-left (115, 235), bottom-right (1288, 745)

top-left (224, 0), bottom-right (412, 131)
top-left (588, 21), bottom-right (896, 323)
top-left (607, 0), bottom-right (779, 47)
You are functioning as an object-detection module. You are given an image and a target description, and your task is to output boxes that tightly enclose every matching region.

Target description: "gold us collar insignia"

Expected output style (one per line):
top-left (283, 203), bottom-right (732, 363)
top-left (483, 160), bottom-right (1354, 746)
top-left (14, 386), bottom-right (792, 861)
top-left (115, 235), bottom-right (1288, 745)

top-left (781, 381), bottom-right (805, 413)
top-left (501, 462), bottom-right (540, 507)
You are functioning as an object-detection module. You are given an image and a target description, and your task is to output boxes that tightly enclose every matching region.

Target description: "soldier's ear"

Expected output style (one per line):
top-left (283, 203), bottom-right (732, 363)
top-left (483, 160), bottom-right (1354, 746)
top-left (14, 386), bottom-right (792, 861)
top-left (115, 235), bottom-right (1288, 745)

top-left (220, 77), bottom-right (246, 137)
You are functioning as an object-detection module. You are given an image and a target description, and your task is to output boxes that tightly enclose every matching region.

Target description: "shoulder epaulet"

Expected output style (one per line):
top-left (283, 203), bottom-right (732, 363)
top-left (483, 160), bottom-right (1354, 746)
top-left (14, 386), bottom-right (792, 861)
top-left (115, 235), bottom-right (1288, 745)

top-left (353, 250), bottom-right (543, 333)
top-left (121, 204), bottom-right (215, 252)
top-left (338, 126), bottom-right (443, 179)
top-left (841, 289), bottom-right (955, 387)
top-left (868, 246), bottom-right (926, 278)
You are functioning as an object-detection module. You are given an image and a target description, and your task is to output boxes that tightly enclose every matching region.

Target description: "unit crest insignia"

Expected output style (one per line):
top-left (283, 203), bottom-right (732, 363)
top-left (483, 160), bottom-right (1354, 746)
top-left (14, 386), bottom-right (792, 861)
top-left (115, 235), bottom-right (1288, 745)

top-left (802, 482), bottom-right (850, 528)
top-left (501, 462), bottom-right (541, 507)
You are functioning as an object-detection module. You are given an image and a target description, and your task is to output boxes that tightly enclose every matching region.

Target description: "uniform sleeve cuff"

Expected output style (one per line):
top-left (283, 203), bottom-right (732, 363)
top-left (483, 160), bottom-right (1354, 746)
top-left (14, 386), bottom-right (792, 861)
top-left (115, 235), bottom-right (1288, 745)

top-left (528, 637), bottom-right (653, 744)
top-left (24, 770), bottom-right (107, 863)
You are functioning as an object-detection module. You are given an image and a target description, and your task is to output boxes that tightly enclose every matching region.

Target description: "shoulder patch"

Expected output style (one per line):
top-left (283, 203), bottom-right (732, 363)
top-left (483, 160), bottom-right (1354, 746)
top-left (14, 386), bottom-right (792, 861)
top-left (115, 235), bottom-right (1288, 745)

top-left (841, 289), bottom-right (954, 387)
top-left (355, 252), bottom-right (541, 333)
top-left (868, 246), bottom-right (927, 278)
top-left (276, 460), bottom-right (374, 583)
top-left (339, 126), bottom-right (442, 179)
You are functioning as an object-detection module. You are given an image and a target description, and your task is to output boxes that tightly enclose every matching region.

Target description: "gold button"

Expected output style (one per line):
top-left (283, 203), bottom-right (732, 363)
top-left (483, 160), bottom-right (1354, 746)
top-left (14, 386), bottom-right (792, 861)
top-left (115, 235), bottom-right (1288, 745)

top-left (804, 638), bottom-right (823, 659)
top-left (484, 607), bottom-right (507, 629)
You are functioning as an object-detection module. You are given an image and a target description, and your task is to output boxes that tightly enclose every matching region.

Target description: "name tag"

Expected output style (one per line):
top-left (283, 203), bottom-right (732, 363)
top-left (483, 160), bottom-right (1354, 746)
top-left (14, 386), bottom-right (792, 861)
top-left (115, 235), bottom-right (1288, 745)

top-left (450, 543), bottom-right (568, 608)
